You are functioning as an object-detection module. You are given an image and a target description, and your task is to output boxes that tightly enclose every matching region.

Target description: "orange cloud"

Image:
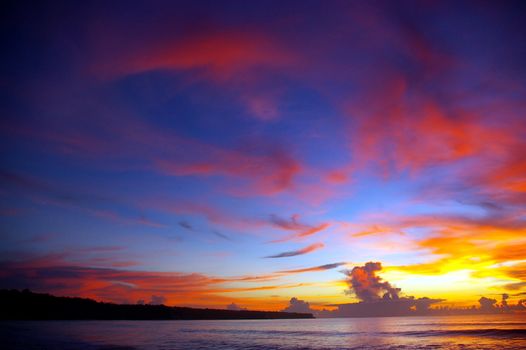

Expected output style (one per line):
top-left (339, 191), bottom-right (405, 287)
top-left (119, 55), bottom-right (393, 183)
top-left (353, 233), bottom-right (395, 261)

top-left (348, 212), bottom-right (526, 288)
top-left (0, 255), bottom-right (320, 310)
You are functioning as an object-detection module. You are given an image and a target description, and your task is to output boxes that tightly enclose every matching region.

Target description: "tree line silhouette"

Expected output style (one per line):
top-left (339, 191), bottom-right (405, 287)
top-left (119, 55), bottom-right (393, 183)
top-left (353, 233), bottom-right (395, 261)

top-left (0, 289), bottom-right (314, 320)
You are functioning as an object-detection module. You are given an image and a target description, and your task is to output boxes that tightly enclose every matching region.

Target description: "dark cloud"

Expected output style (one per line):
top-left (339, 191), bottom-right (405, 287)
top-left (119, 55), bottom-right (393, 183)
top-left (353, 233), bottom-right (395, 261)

top-left (316, 262), bottom-right (347, 270)
top-left (305, 261), bottom-right (446, 317)
top-left (136, 295), bottom-right (166, 305)
top-left (316, 261), bottom-right (526, 317)
top-left (269, 214), bottom-right (329, 242)
top-left (226, 302), bottom-right (246, 311)
top-left (277, 262), bottom-right (347, 274)
top-left (270, 214), bottom-right (305, 230)
top-left (178, 220), bottom-right (194, 230)
top-left (212, 230), bottom-right (231, 240)
top-left (149, 295), bottom-right (166, 305)
top-left (0, 170), bottom-right (106, 204)
top-left (344, 262), bottom-right (401, 302)
top-left (502, 293), bottom-right (509, 308)
top-left (504, 281), bottom-right (526, 291)
top-left (478, 296), bottom-right (497, 311)
top-left (264, 243), bottom-right (324, 258)
top-left (328, 296), bottom-right (444, 318)
top-left (281, 297), bottom-right (315, 314)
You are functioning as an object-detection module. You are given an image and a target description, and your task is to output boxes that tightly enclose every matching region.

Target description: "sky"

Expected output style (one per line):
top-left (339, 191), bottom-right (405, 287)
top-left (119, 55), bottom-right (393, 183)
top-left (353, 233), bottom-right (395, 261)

top-left (1, 0), bottom-right (526, 311)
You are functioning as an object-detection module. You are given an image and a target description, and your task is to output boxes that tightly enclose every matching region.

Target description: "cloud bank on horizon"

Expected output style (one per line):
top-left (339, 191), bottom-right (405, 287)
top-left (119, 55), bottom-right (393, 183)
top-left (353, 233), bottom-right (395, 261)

top-left (1, 0), bottom-right (526, 311)
top-left (282, 262), bottom-right (525, 317)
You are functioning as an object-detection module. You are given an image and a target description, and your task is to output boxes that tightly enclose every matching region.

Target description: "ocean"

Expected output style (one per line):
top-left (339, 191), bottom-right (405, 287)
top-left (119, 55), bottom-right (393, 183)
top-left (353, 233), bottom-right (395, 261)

top-left (1, 314), bottom-right (525, 349)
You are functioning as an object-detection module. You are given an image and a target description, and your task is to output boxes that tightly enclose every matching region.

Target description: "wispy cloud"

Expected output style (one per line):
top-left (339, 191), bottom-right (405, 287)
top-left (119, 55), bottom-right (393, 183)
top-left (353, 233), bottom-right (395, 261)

top-left (178, 220), bottom-right (194, 231)
top-left (268, 214), bottom-right (330, 242)
top-left (277, 262), bottom-right (347, 274)
top-left (212, 230), bottom-right (231, 240)
top-left (0, 169), bottom-right (166, 228)
top-left (264, 243), bottom-right (324, 258)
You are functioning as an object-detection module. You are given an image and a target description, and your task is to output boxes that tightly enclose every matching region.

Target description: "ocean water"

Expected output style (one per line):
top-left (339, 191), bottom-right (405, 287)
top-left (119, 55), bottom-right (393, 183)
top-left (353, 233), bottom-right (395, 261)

top-left (1, 314), bottom-right (525, 350)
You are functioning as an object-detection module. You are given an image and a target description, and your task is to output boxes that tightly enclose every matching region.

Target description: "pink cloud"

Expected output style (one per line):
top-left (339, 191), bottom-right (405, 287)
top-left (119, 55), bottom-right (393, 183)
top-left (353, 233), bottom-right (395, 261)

top-left (268, 214), bottom-right (330, 242)
top-left (0, 253), bottom-right (317, 309)
top-left (93, 31), bottom-right (296, 80)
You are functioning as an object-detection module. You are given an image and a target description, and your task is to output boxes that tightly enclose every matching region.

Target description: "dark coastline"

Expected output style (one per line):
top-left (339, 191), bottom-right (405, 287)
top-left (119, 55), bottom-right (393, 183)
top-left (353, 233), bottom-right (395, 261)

top-left (0, 290), bottom-right (314, 320)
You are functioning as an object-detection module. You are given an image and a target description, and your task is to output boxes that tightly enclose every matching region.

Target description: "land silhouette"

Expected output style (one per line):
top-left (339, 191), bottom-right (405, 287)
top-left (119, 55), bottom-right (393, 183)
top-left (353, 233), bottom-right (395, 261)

top-left (0, 289), bottom-right (313, 320)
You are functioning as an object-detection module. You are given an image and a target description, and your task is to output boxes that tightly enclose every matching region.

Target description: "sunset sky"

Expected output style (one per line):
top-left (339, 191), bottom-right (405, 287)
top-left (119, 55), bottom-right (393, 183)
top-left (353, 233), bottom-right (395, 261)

top-left (1, 0), bottom-right (525, 311)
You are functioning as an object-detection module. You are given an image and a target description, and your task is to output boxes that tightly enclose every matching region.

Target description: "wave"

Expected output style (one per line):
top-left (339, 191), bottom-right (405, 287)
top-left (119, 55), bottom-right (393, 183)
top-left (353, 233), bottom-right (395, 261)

top-left (397, 329), bottom-right (526, 338)
top-left (404, 322), bottom-right (526, 327)
top-left (180, 327), bottom-right (526, 338)
top-left (179, 328), bottom-right (346, 337)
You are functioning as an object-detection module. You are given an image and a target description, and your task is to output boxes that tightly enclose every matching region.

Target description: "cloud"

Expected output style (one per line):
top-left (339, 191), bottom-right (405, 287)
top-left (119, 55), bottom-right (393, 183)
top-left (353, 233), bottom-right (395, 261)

top-left (226, 302), bottom-right (246, 311)
top-left (0, 169), bottom-right (165, 228)
top-left (264, 243), bottom-right (324, 258)
top-left (212, 230), bottom-right (231, 240)
top-left (336, 261), bottom-right (526, 316)
top-left (0, 255), bottom-right (313, 310)
top-left (345, 262), bottom-right (401, 302)
top-left (305, 261), bottom-right (445, 317)
top-left (5, 95), bottom-right (305, 198)
top-left (502, 293), bottom-right (509, 308)
top-left (0, 208), bottom-right (21, 217)
top-left (0, 257), bottom-right (231, 307)
top-left (269, 214), bottom-right (330, 242)
top-left (281, 297), bottom-right (315, 314)
top-left (479, 297), bottom-right (497, 311)
top-left (136, 295), bottom-right (167, 305)
top-left (3, 0), bottom-right (526, 311)
top-left (156, 200), bottom-right (266, 233)
top-left (178, 220), bottom-right (194, 231)
top-left (505, 282), bottom-right (526, 291)
top-left (269, 214), bottom-right (305, 230)
top-left (277, 262), bottom-right (347, 274)
top-left (347, 212), bottom-right (526, 285)
top-left (331, 296), bottom-right (445, 318)
top-left (283, 289), bottom-right (524, 318)
top-left (242, 93), bottom-right (280, 121)
top-left (94, 31), bottom-right (295, 80)
top-left (155, 146), bottom-right (302, 196)
top-left (89, 25), bottom-right (297, 122)
top-left (149, 295), bottom-right (167, 305)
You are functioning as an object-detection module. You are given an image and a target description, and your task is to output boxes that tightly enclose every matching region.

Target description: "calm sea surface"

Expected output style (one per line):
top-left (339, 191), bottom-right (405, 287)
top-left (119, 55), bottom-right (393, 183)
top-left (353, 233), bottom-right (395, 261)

top-left (1, 314), bottom-right (525, 349)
